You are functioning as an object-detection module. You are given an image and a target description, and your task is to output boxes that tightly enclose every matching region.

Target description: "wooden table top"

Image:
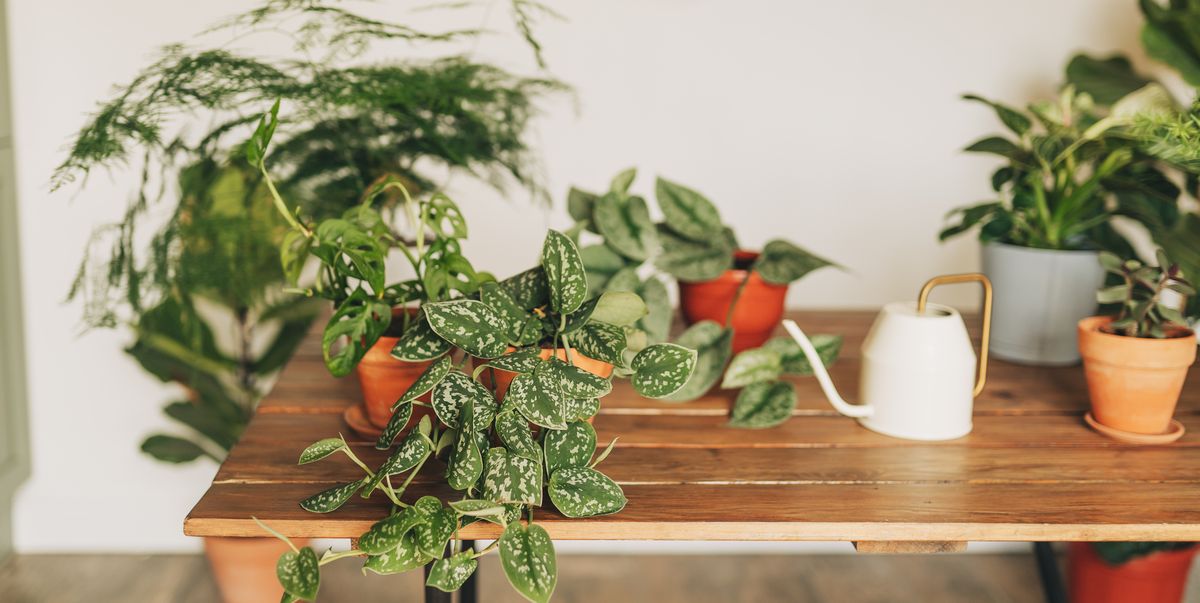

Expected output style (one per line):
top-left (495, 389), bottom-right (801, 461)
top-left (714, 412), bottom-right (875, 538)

top-left (185, 311), bottom-right (1200, 544)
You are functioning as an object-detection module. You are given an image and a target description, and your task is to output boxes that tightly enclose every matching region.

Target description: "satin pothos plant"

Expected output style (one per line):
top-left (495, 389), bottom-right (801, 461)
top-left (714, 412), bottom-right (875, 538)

top-left (249, 105), bottom-right (698, 602)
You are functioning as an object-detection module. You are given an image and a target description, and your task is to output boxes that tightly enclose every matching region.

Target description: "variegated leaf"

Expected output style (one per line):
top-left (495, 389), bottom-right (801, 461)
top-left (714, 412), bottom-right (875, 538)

top-left (426, 551), bottom-right (479, 592)
top-left (375, 401), bottom-right (414, 450)
top-left (423, 300), bottom-right (509, 359)
top-left (593, 193), bottom-right (657, 262)
top-left (753, 239), bottom-right (836, 285)
top-left (655, 176), bottom-right (724, 242)
top-left (449, 499), bottom-right (509, 524)
top-left (486, 348), bottom-right (544, 374)
top-left (363, 429), bottom-right (432, 495)
top-left (390, 314), bottom-right (452, 362)
top-left (480, 282), bottom-right (542, 346)
top-left (299, 479), bottom-right (363, 514)
top-left (298, 438), bottom-right (345, 465)
top-left (565, 321), bottom-right (626, 366)
top-left (637, 277), bottom-right (672, 344)
top-left (547, 466), bottom-right (627, 518)
top-left (499, 523), bottom-right (557, 603)
top-left (720, 348), bottom-right (783, 389)
top-left (506, 365), bottom-right (566, 429)
top-left (654, 226), bottom-right (733, 283)
top-left (563, 397), bottom-right (600, 422)
top-left (362, 533), bottom-right (431, 575)
top-left (663, 321), bottom-right (733, 402)
top-left (560, 296), bottom-right (599, 334)
top-left (394, 355), bottom-right (453, 409)
top-left (580, 244), bottom-right (627, 297)
top-left (542, 230), bottom-right (588, 315)
top-left (547, 358), bottom-right (612, 399)
top-left (544, 421), bottom-right (597, 475)
top-left (762, 334), bottom-right (843, 376)
top-left (499, 267), bottom-right (549, 310)
top-left (483, 447), bottom-right (543, 505)
top-left (276, 546), bottom-right (320, 601)
top-left (358, 507), bottom-right (425, 555)
top-left (446, 430), bottom-right (483, 491)
top-left (414, 507), bottom-right (458, 559)
top-left (729, 380), bottom-right (797, 429)
top-left (495, 410), bottom-right (541, 460)
top-left (432, 370), bottom-right (496, 430)
top-left (631, 343), bottom-right (697, 399)
top-left (589, 290), bottom-right (648, 326)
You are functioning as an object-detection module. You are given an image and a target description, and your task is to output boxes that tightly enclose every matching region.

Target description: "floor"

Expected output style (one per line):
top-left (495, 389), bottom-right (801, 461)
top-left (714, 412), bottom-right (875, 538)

top-left (0, 552), bottom-right (1085, 602)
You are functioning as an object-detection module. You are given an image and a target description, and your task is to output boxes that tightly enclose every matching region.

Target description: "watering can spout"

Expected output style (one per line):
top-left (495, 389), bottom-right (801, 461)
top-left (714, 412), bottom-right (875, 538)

top-left (782, 320), bottom-right (873, 419)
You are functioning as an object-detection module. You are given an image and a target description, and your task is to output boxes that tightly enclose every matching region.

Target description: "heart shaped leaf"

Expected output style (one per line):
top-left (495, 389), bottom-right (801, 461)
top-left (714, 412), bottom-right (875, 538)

top-left (636, 277), bottom-right (672, 344)
top-left (542, 230), bottom-right (588, 315)
top-left (506, 365), bottom-right (566, 429)
top-left (414, 507), bottom-right (458, 559)
top-left (394, 355), bottom-right (453, 409)
top-left (655, 177), bottom-right (724, 242)
top-left (298, 437), bottom-right (345, 465)
top-left (426, 551), bottom-right (479, 593)
top-left (500, 267), bottom-right (550, 310)
top-left (299, 479), bottom-right (363, 514)
top-left (433, 370), bottom-right (496, 429)
top-left (589, 290), bottom-right (648, 326)
top-left (753, 239), bottom-right (836, 285)
top-left (391, 314), bottom-right (452, 362)
top-left (654, 226), bottom-right (734, 283)
top-left (547, 466), bottom-right (627, 518)
top-left (562, 397), bottom-right (600, 422)
top-left (362, 533), bottom-right (432, 575)
top-left (547, 358), bottom-right (612, 399)
top-left (594, 193), bottom-right (657, 262)
top-left (762, 334), bottom-right (843, 376)
top-left (662, 321), bottom-right (733, 402)
top-left (446, 430), bottom-right (484, 491)
top-left (276, 546), bottom-right (320, 601)
top-left (721, 348), bottom-right (784, 389)
top-left (499, 522), bottom-right (557, 603)
top-left (544, 421), bottom-right (597, 475)
top-left (495, 410), bottom-right (541, 461)
top-left (424, 300), bottom-right (509, 359)
top-left (481, 282), bottom-right (543, 346)
top-left (631, 343), bottom-right (697, 399)
top-left (375, 401), bottom-right (414, 450)
top-left (565, 322), bottom-right (626, 366)
top-left (568, 187), bottom-right (600, 224)
top-left (359, 507), bottom-right (426, 555)
top-left (729, 380), bottom-right (797, 429)
top-left (483, 447), bottom-right (543, 505)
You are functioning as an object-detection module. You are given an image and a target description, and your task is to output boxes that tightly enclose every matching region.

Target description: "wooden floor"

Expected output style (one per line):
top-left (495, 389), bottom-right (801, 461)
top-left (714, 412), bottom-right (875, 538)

top-left (4, 551), bottom-right (1180, 603)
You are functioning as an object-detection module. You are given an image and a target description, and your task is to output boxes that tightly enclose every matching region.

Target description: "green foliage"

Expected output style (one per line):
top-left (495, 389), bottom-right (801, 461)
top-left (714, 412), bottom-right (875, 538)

top-left (1092, 541), bottom-right (1194, 565)
top-left (1096, 249), bottom-right (1195, 338)
top-left (723, 335), bottom-right (843, 428)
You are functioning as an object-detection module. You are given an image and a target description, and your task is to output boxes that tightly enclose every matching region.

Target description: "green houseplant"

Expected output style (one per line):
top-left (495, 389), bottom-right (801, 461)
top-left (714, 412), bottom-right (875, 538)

top-left (249, 105), bottom-right (697, 602)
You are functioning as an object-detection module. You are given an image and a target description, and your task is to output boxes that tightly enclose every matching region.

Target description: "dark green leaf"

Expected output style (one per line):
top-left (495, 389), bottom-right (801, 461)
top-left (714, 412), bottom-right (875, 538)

top-left (390, 314), bottom-right (452, 362)
top-left (507, 365), bottom-right (567, 429)
top-left (359, 507), bottom-right (425, 555)
top-left (662, 321), bottom-right (734, 402)
top-left (298, 438), bottom-right (345, 465)
top-left (426, 551), bottom-right (478, 592)
top-left (567, 187), bottom-right (600, 224)
top-left (637, 277), bottom-right (672, 344)
top-left (721, 348), bottom-right (783, 388)
top-left (432, 370), bottom-right (497, 429)
top-left (542, 230), bottom-right (589, 315)
top-left (547, 358), bottom-right (612, 398)
top-left (544, 421), bottom-right (597, 475)
top-left (631, 343), bottom-right (697, 399)
top-left (728, 380), bottom-right (797, 429)
top-left (753, 240), bottom-right (836, 285)
top-left (483, 447), bottom-right (543, 505)
top-left (276, 546), bottom-right (319, 601)
top-left (655, 176), bottom-right (724, 241)
top-left (761, 334), bottom-right (843, 376)
top-left (322, 293), bottom-right (391, 377)
top-left (446, 430), bottom-right (484, 491)
top-left (499, 523), bottom-right (557, 603)
top-left (655, 226), bottom-right (734, 282)
top-left (141, 435), bottom-right (209, 464)
top-left (424, 300), bottom-right (509, 359)
top-left (376, 401), bottom-right (414, 450)
top-left (547, 466), bottom-right (627, 518)
top-left (962, 94), bottom-right (1032, 135)
top-left (362, 533), bottom-right (431, 575)
top-left (565, 322), bottom-right (626, 366)
top-left (363, 429), bottom-right (432, 495)
top-left (299, 479), bottom-right (363, 514)
top-left (1065, 54), bottom-right (1153, 105)
top-left (395, 355), bottom-right (453, 409)
top-left (593, 193), bottom-right (657, 261)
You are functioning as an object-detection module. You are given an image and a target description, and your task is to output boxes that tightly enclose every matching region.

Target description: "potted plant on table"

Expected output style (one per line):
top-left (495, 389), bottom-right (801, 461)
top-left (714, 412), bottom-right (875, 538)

top-left (1069, 542), bottom-right (1198, 603)
top-left (1078, 250), bottom-right (1196, 443)
top-left (249, 106), bottom-right (697, 602)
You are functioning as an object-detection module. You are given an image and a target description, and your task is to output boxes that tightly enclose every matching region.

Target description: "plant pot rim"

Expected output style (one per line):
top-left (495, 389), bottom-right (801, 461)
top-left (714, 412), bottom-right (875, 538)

top-left (983, 240), bottom-right (1100, 255)
top-left (1079, 315), bottom-right (1196, 343)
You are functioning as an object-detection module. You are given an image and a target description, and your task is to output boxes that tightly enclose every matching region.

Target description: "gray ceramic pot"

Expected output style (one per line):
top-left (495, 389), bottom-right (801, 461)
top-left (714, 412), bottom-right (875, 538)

top-left (981, 242), bottom-right (1106, 365)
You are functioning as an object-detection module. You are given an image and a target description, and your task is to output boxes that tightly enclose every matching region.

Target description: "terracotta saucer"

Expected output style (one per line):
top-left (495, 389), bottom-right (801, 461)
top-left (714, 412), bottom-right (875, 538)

top-left (1084, 412), bottom-right (1185, 445)
top-left (344, 404), bottom-right (385, 439)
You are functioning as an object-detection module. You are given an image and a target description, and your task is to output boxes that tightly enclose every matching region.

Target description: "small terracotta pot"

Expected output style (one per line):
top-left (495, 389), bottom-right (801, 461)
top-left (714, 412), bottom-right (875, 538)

top-left (1068, 542), bottom-right (1197, 603)
top-left (1078, 316), bottom-right (1196, 435)
top-left (678, 250), bottom-right (788, 354)
top-left (205, 537), bottom-right (309, 603)
top-left (355, 334), bottom-right (435, 429)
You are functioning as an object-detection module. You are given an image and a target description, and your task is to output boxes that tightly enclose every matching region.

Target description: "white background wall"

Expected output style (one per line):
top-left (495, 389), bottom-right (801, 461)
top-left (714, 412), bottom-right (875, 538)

top-left (7, 0), bottom-right (1153, 552)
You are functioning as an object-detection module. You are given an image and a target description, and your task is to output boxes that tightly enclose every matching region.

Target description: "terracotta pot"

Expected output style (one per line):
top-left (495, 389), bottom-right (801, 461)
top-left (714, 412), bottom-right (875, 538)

top-left (1068, 542), bottom-right (1197, 603)
top-left (678, 250), bottom-right (788, 354)
top-left (204, 537), bottom-right (308, 603)
top-left (355, 334), bottom-right (435, 429)
top-left (1078, 316), bottom-right (1196, 435)
top-left (478, 348), bottom-right (614, 405)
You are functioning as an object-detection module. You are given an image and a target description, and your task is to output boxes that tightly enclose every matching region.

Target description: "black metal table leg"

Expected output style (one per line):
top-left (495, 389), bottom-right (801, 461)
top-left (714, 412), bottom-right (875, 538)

top-left (461, 540), bottom-right (478, 603)
top-left (1034, 542), bottom-right (1068, 603)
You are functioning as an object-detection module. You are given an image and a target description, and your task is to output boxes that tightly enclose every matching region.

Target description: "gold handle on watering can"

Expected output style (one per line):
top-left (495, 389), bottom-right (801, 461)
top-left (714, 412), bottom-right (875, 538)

top-left (917, 273), bottom-right (993, 397)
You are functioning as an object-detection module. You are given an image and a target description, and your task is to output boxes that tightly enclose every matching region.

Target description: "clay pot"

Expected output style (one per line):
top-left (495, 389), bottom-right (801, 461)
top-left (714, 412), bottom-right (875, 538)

top-left (204, 537), bottom-right (309, 603)
top-left (678, 250), bottom-right (788, 354)
top-left (1068, 542), bottom-right (1197, 603)
top-left (1078, 316), bottom-right (1196, 435)
top-left (478, 348), bottom-right (614, 402)
top-left (355, 334), bottom-right (434, 429)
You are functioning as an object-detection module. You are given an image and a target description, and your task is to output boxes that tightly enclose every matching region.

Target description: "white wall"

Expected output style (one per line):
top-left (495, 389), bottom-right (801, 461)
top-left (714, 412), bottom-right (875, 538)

top-left (8, 0), bottom-right (1150, 552)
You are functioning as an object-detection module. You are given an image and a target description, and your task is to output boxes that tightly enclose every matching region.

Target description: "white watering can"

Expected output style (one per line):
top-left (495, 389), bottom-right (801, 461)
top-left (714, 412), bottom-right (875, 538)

top-left (783, 274), bottom-right (993, 441)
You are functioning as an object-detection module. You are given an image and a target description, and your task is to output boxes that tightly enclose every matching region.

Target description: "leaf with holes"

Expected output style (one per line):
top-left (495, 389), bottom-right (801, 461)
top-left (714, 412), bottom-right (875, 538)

top-left (299, 479), bottom-right (363, 514)
top-left (542, 230), bottom-right (588, 315)
top-left (433, 370), bottom-right (496, 430)
top-left (563, 397), bottom-right (600, 422)
top-left (362, 533), bottom-right (431, 575)
top-left (394, 355), bottom-right (453, 409)
top-left (662, 321), bottom-right (733, 402)
top-left (298, 438), bottom-right (345, 465)
top-left (375, 401), bottom-right (414, 450)
top-left (729, 380), bottom-right (797, 429)
top-left (276, 546), bottom-right (320, 601)
top-left (483, 447), bottom-right (543, 505)
top-left (358, 507), bottom-right (426, 555)
top-left (495, 410), bottom-right (541, 460)
top-left (547, 358), bottom-right (612, 399)
top-left (655, 176), bottom-right (724, 241)
top-left (565, 321), bottom-right (626, 366)
top-left (594, 193), bottom-right (657, 261)
top-left (762, 334), bottom-right (843, 376)
top-left (391, 314), bottom-right (452, 362)
top-left (631, 344), bottom-right (697, 399)
top-left (753, 239), bottom-right (836, 285)
top-left (654, 226), bottom-right (733, 283)
top-left (446, 430), bottom-right (484, 491)
top-left (499, 522), bottom-right (557, 603)
top-left (322, 294), bottom-right (391, 377)
top-left (424, 300), bottom-right (509, 359)
top-left (506, 365), bottom-right (566, 429)
top-left (363, 429), bottom-right (432, 495)
top-left (544, 421), bottom-right (597, 475)
top-left (721, 348), bottom-right (784, 388)
top-left (547, 466), bottom-right (627, 518)
top-left (426, 551), bottom-right (479, 593)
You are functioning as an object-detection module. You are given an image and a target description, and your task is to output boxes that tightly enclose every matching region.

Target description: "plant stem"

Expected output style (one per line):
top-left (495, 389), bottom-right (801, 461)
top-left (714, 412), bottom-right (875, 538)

top-left (724, 270), bottom-right (753, 326)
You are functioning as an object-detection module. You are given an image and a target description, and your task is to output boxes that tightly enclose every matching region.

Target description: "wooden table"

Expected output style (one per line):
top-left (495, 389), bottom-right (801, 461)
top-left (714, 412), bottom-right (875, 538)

top-left (185, 311), bottom-right (1200, 601)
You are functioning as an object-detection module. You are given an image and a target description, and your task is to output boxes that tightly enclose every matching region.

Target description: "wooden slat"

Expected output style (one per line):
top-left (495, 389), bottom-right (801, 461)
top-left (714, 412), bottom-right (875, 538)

top-left (185, 481), bottom-right (1200, 541)
top-left (853, 541), bottom-right (968, 554)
